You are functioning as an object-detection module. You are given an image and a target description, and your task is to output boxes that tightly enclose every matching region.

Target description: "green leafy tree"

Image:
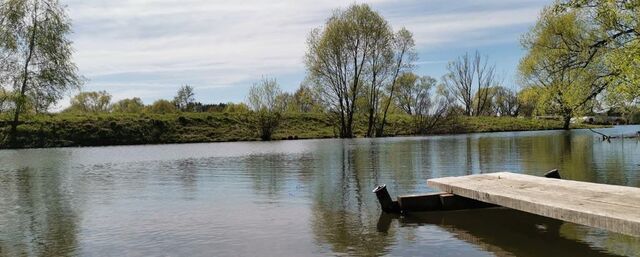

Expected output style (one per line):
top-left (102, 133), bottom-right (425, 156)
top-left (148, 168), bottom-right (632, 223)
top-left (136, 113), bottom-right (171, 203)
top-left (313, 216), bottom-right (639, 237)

top-left (471, 86), bottom-right (518, 117)
top-left (111, 97), bottom-right (145, 113)
top-left (306, 4), bottom-right (414, 138)
top-left (491, 87), bottom-right (519, 117)
top-left (361, 17), bottom-right (393, 137)
top-left (0, 0), bottom-right (82, 144)
top-left (148, 99), bottom-right (176, 114)
top-left (519, 6), bottom-right (619, 129)
top-left (173, 85), bottom-right (195, 112)
top-left (223, 102), bottom-right (250, 113)
top-left (555, 1), bottom-right (640, 104)
top-left (276, 92), bottom-right (294, 113)
top-left (517, 86), bottom-right (543, 117)
top-left (65, 91), bottom-right (112, 113)
top-left (0, 88), bottom-right (10, 113)
top-left (305, 4), bottom-right (373, 138)
top-left (395, 73), bottom-right (450, 134)
top-left (376, 28), bottom-right (417, 137)
top-left (289, 84), bottom-right (320, 113)
top-left (247, 77), bottom-right (285, 141)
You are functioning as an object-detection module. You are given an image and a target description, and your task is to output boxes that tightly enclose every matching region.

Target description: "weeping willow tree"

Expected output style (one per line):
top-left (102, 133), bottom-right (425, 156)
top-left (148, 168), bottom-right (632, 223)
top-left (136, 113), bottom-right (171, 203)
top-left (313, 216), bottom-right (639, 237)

top-left (0, 0), bottom-right (82, 145)
top-left (519, 1), bottom-right (640, 129)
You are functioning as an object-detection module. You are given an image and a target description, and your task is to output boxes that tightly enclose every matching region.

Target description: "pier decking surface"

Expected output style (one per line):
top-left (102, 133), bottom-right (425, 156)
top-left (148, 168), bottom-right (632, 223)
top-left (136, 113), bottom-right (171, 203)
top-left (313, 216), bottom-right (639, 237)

top-left (428, 172), bottom-right (640, 236)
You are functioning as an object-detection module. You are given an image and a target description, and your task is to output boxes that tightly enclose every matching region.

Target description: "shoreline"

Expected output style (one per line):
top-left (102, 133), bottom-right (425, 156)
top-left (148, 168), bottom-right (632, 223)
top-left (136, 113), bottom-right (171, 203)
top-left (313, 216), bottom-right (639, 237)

top-left (0, 127), bottom-right (587, 151)
top-left (0, 112), bottom-right (608, 149)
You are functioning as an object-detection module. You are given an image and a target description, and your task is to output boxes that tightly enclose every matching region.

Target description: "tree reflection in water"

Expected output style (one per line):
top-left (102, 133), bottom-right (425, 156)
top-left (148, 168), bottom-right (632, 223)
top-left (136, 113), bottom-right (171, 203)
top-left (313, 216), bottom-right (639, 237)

top-left (0, 128), bottom-right (638, 256)
top-left (0, 165), bottom-right (81, 257)
top-left (310, 140), bottom-right (395, 256)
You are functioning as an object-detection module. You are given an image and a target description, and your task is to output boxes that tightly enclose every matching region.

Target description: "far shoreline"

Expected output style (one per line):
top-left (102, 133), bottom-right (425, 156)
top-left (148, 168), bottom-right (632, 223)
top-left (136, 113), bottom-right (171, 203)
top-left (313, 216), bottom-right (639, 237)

top-left (0, 112), bottom-right (613, 150)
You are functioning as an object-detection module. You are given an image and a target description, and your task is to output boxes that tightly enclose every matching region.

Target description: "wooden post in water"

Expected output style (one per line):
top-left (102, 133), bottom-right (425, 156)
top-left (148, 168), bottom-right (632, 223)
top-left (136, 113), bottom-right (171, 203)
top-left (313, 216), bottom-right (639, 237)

top-left (373, 185), bottom-right (399, 213)
top-left (543, 169), bottom-right (561, 179)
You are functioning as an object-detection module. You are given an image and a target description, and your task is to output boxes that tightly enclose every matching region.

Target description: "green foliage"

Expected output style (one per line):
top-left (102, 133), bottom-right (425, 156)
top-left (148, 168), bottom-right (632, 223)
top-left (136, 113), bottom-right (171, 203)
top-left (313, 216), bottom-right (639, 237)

top-left (287, 84), bottom-right (322, 113)
top-left (476, 86), bottom-right (519, 117)
top-left (394, 72), bottom-right (450, 134)
top-left (305, 3), bottom-right (416, 138)
top-left (517, 87), bottom-right (543, 117)
top-left (247, 77), bottom-right (286, 141)
top-left (0, 89), bottom-right (13, 113)
top-left (247, 77), bottom-right (284, 112)
top-left (0, 0), bottom-right (83, 142)
top-left (520, 1), bottom-right (640, 128)
top-left (556, 0), bottom-right (640, 103)
top-left (148, 99), bottom-right (177, 114)
top-left (0, 112), bottom-right (593, 148)
top-left (174, 85), bottom-right (195, 111)
top-left (519, 7), bottom-right (602, 128)
top-left (65, 91), bottom-right (112, 113)
top-left (630, 112), bottom-right (640, 125)
top-left (111, 97), bottom-right (145, 113)
top-left (223, 102), bottom-right (250, 113)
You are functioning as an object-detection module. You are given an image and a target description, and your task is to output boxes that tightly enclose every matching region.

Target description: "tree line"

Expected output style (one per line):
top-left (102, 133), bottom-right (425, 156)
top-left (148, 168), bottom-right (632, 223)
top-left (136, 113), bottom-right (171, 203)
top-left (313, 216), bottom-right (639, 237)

top-left (1, 1), bottom-right (639, 144)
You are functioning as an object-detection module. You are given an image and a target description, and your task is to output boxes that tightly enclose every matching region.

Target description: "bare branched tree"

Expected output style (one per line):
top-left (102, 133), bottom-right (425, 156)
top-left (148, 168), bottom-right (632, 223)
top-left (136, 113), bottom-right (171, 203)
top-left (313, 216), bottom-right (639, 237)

top-left (443, 51), bottom-right (497, 116)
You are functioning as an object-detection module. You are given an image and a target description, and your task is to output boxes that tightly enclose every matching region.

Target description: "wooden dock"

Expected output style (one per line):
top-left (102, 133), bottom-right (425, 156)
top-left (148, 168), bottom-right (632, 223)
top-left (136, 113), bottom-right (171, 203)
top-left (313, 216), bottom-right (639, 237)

top-left (428, 172), bottom-right (640, 237)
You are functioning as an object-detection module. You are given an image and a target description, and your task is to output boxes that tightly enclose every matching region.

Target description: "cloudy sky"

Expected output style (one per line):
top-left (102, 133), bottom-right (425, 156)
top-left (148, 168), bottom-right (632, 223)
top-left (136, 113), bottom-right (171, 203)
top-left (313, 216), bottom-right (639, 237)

top-left (63, 0), bottom-right (551, 107)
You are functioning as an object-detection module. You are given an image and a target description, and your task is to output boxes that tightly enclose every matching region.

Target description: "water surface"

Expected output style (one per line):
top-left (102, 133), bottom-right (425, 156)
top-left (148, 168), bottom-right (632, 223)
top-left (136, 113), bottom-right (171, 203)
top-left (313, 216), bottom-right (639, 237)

top-left (1, 126), bottom-right (640, 256)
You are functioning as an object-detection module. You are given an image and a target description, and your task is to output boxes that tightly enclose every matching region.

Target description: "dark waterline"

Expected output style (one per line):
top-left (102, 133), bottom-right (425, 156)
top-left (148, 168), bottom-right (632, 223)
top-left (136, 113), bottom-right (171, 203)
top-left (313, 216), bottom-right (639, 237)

top-left (1, 126), bottom-right (639, 256)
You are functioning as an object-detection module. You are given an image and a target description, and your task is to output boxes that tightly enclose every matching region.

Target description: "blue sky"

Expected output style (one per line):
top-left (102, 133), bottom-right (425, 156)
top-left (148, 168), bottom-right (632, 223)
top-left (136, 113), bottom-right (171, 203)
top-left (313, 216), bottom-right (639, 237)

top-left (62, 0), bottom-right (551, 108)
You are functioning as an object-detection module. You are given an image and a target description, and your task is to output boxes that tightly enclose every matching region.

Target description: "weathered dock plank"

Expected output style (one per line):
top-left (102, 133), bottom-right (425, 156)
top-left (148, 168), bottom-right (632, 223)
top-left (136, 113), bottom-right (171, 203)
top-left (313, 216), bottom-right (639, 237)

top-left (427, 172), bottom-right (640, 236)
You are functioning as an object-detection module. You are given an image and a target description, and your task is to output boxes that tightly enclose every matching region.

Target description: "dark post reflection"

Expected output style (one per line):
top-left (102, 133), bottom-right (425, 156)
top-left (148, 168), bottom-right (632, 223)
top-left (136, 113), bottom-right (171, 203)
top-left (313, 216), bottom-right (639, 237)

top-left (310, 140), bottom-right (396, 257)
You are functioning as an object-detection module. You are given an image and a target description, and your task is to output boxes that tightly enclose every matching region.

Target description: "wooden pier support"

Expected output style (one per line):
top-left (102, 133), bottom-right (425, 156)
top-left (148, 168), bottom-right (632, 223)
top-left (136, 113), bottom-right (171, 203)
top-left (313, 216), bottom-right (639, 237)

top-left (428, 172), bottom-right (640, 236)
top-left (373, 187), bottom-right (494, 213)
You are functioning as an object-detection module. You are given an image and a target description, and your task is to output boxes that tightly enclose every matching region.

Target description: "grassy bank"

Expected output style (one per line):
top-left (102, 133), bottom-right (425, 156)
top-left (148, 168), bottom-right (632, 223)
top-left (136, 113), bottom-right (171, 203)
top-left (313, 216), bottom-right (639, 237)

top-left (0, 112), bottom-right (594, 148)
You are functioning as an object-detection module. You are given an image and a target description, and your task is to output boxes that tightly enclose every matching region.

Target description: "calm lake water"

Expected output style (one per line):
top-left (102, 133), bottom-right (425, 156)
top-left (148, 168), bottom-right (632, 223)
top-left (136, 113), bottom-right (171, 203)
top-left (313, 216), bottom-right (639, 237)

top-left (1, 126), bottom-right (640, 257)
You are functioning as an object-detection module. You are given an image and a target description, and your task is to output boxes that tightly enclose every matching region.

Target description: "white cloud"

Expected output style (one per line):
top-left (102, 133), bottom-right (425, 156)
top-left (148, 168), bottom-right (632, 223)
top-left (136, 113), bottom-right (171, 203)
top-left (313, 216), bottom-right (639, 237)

top-left (62, 0), bottom-right (549, 105)
top-left (395, 7), bottom-right (540, 47)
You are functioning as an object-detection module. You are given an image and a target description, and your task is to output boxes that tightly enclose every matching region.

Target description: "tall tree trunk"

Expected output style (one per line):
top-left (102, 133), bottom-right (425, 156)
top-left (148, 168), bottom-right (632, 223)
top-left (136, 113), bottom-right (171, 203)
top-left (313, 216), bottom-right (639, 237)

top-left (366, 74), bottom-right (378, 138)
top-left (377, 100), bottom-right (390, 137)
top-left (9, 5), bottom-right (38, 146)
top-left (366, 107), bottom-right (375, 137)
top-left (563, 115), bottom-right (571, 130)
top-left (346, 107), bottom-right (354, 138)
top-left (377, 72), bottom-right (401, 137)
